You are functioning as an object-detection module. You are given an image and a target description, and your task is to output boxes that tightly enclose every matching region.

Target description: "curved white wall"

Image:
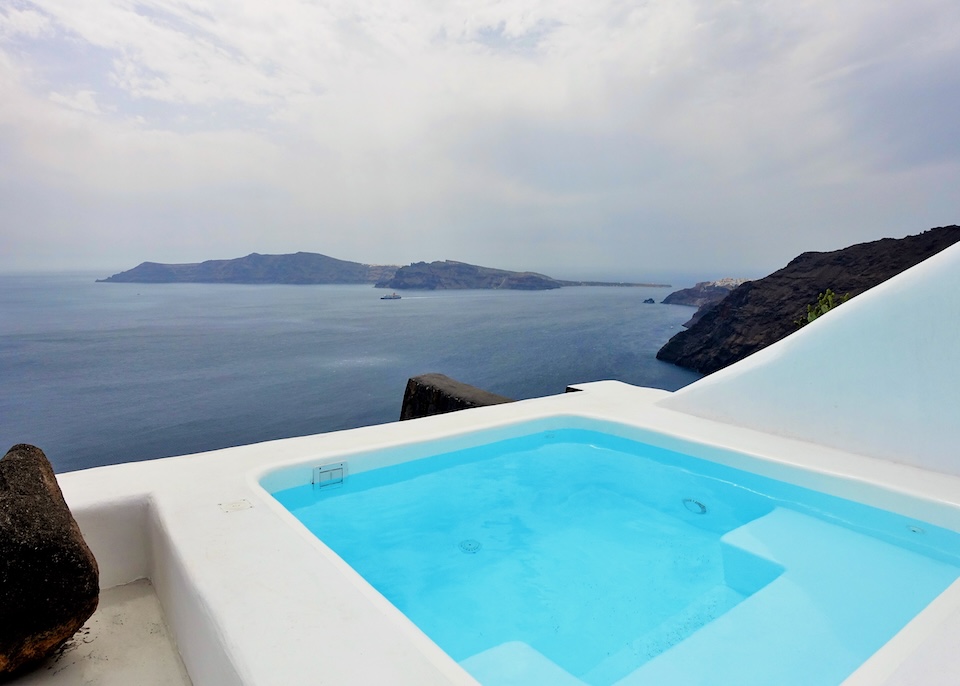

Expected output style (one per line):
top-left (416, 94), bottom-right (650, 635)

top-left (659, 241), bottom-right (960, 476)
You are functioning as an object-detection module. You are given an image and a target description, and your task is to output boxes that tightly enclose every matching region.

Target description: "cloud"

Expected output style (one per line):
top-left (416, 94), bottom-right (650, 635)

top-left (0, 6), bottom-right (51, 38)
top-left (48, 89), bottom-right (102, 114)
top-left (1, 0), bottom-right (958, 276)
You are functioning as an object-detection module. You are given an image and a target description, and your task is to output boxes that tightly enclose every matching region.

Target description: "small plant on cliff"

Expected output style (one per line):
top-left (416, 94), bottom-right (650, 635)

top-left (795, 289), bottom-right (850, 328)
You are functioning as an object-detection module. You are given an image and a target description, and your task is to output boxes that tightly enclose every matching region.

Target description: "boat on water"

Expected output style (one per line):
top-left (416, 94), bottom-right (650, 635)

top-left (380, 292), bottom-right (401, 300)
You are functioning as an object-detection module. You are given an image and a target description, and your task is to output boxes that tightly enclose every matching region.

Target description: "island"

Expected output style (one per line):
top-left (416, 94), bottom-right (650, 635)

top-left (99, 253), bottom-right (671, 291)
top-left (97, 252), bottom-right (398, 285)
top-left (375, 260), bottom-right (563, 290)
top-left (656, 225), bottom-right (960, 375)
top-left (376, 260), bottom-right (671, 291)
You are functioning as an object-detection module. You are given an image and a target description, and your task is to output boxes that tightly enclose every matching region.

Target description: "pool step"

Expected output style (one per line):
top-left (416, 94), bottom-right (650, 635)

top-left (612, 508), bottom-right (959, 686)
top-left (582, 584), bottom-right (745, 685)
top-left (461, 641), bottom-right (587, 686)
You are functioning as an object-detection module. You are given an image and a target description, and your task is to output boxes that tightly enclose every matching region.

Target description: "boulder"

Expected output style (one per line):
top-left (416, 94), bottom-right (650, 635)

top-left (400, 374), bottom-right (513, 420)
top-left (0, 444), bottom-right (99, 677)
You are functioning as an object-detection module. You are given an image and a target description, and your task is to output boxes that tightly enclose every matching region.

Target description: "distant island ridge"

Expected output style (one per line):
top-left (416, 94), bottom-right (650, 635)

top-left (375, 260), bottom-right (670, 290)
top-left (97, 252), bottom-right (396, 285)
top-left (98, 253), bottom-right (672, 290)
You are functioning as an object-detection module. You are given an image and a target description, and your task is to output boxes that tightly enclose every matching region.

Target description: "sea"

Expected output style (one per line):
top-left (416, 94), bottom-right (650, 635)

top-left (0, 272), bottom-right (701, 473)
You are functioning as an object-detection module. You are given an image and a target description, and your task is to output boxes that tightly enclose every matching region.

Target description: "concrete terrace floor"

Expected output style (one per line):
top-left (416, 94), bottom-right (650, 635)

top-left (11, 580), bottom-right (191, 686)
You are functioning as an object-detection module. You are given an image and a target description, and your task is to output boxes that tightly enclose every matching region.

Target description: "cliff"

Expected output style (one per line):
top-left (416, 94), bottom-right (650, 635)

top-left (662, 279), bottom-right (749, 308)
top-left (657, 225), bottom-right (960, 375)
top-left (98, 252), bottom-right (398, 284)
top-left (662, 278), bottom-right (750, 327)
top-left (376, 260), bottom-right (563, 290)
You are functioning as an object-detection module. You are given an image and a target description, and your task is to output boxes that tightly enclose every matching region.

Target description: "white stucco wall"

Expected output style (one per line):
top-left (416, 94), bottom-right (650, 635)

top-left (659, 241), bottom-right (960, 476)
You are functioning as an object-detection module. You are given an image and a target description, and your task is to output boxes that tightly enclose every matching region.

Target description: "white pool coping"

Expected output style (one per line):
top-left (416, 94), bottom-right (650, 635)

top-left (53, 380), bottom-right (960, 686)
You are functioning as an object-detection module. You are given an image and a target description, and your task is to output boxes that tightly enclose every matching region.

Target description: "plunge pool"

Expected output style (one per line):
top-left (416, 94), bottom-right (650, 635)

top-left (265, 422), bottom-right (960, 685)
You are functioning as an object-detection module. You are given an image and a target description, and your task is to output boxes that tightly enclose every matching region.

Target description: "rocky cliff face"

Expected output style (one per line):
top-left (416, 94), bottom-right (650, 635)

top-left (662, 278), bottom-right (750, 327)
top-left (657, 225), bottom-right (960, 375)
top-left (377, 260), bottom-right (563, 290)
top-left (98, 252), bottom-right (398, 284)
top-left (662, 279), bottom-right (749, 308)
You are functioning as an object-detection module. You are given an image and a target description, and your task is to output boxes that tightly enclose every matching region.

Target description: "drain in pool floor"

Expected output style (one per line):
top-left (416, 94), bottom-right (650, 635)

top-left (459, 539), bottom-right (482, 554)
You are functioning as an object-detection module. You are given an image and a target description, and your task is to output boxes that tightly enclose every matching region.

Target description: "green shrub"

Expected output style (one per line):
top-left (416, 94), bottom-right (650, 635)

top-left (795, 289), bottom-right (850, 328)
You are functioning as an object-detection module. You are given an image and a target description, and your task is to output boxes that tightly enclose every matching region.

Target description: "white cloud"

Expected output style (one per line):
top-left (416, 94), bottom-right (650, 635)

top-left (0, 6), bottom-right (51, 38)
top-left (1, 0), bottom-right (958, 275)
top-left (48, 89), bottom-right (102, 114)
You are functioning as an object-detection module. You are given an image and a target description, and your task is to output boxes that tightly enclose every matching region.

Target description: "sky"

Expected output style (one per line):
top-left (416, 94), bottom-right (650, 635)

top-left (1, 0), bottom-right (958, 281)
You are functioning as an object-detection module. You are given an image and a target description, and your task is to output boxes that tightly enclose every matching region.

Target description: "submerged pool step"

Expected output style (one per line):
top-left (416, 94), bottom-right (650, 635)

top-left (613, 508), bottom-right (960, 686)
top-left (582, 584), bottom-right (745, 685)
top-left (459, 577), bottom-right (764, 685)
top-left (461, 641), bottom-right (587, 686)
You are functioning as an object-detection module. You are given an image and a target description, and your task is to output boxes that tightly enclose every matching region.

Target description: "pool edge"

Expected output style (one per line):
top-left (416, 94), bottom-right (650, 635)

top-left (56, 381), bottom-right (960, 686)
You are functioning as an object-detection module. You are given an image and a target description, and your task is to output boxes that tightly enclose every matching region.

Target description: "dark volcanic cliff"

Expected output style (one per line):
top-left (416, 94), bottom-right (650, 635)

top-left (98, 252), bottom-right (398, 284)
top-left (662, 278), bottom-right (750, 327)
top-left (662, 280), bottom-right (744, 308)
top-left (657, 225), bottom-right (960, 375)
top-left (377, 260), bottom-right (563, 290)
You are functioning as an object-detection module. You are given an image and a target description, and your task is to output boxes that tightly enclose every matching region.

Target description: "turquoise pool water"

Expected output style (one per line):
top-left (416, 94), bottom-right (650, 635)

top-left (270, 427), bottom-right (960, 685)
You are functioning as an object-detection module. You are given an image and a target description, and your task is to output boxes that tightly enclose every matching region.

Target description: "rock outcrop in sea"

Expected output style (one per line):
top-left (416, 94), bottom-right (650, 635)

top-left (656, 225), bottom-right (960, 375)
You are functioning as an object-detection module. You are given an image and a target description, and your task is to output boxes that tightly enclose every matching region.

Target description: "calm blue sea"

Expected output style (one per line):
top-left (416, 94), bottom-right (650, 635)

top-left (0, 272), bottom-right (700, 473)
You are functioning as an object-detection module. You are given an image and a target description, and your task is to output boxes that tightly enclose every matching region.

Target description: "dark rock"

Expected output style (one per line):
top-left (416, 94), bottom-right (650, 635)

top-left (98, 252), bottom-right (398, 284)
top-left (661, 280), bottom-right (746, 308)
top-left (680, 303), bottom-right (715, 329)
top-left (0, 444), bottom-right (99, 677)
top-left (377, 260), bottom-right (563, 290)
top-left (643, 298), bottom-right (656, 304)
top-left (656, 226), bottom-right (960, 375)
top-left (400, 374), bottom-right (513, 420)
top-left (662, 279), bottom-right (749, 327)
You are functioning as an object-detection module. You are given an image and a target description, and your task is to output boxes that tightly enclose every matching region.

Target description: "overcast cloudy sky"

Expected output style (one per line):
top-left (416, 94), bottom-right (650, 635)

top-left (1, 0), bottom-right (958, 280)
